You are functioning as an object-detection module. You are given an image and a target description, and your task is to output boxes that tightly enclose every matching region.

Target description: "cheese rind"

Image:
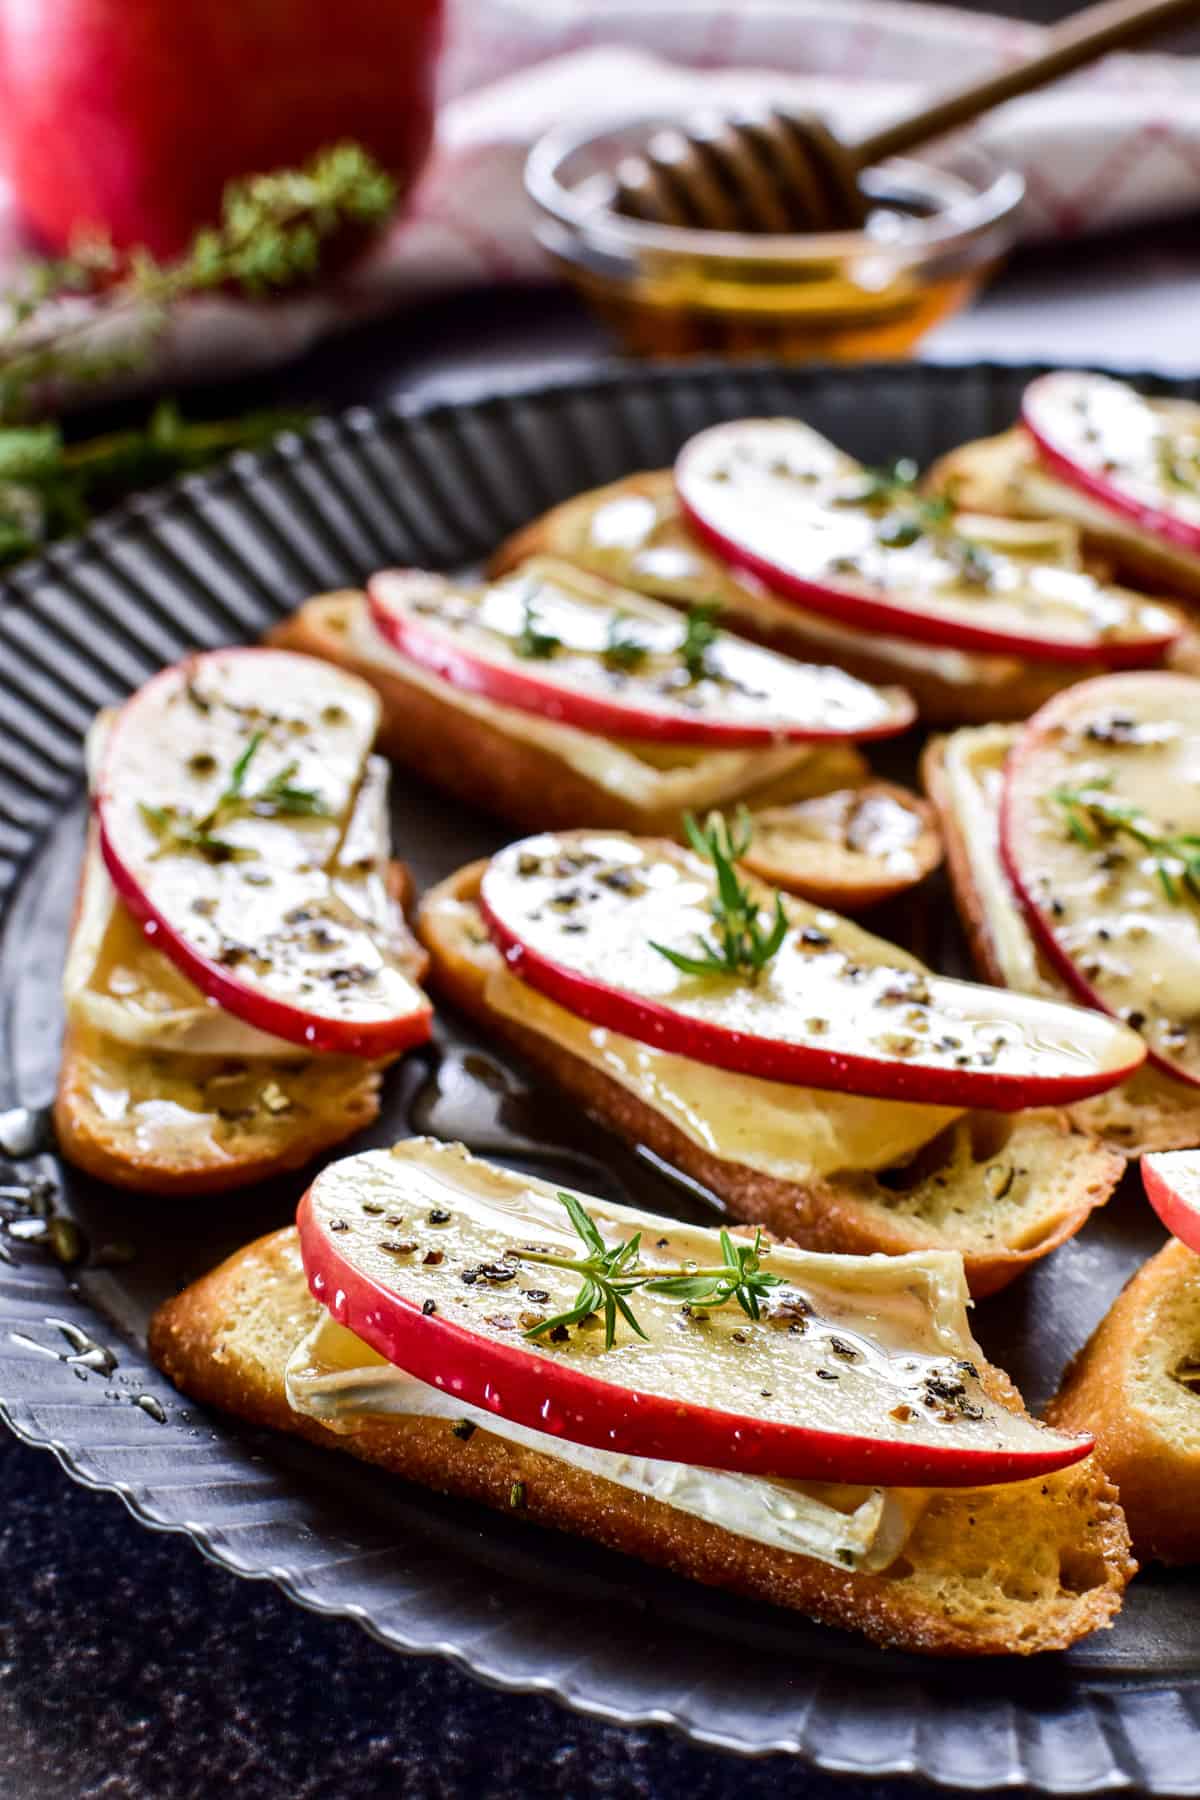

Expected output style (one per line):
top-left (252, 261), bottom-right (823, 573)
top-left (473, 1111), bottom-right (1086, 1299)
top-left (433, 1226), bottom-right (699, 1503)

top-left (285, 1311), bottom-right (928, 1573)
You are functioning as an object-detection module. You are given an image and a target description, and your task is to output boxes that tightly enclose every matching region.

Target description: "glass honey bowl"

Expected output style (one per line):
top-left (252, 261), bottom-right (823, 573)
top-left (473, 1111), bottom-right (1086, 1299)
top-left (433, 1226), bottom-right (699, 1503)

top-left (526, 111), bottom-right (1024, 362)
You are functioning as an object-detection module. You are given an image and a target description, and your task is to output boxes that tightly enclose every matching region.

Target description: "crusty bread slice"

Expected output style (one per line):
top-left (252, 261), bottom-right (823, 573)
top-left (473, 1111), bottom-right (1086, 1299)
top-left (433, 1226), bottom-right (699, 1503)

top-left (491, 470), bottom-right (1127, 724)
top-left (416, 861), bottom-right (1125, 1298)
top-left (925, 426), bottom-right (1200, 610)
top-left (267, 591), bottom-right (867, 840)
top-left (737, 781), bottom-right (942, 912)
top-left (54, 863), bottom-right (427, 1196)
top-left (149, 1223), bottom-right (1134, 1655)
top-left (922, 735), bottom-right (1200, 1158)
top-left (1047, 1238), bottom-right (1200, 1565)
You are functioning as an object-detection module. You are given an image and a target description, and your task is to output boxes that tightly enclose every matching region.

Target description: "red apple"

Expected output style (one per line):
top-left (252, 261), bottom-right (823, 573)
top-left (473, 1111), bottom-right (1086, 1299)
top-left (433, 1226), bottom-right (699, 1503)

top-left (1023, 371), bottom-right (1200, 558)
top-left (1142, 1152), bottom-right (1200, 1253)
top-left (674, 419), bottom-right (1182, 667)
top-left (96, 647), bottom-right (432, 1057)
top-left (367, 566), bottom-right (915, 747)
top-left (0, 0), bottom-right (442, 258)
top-left (478, 830), bottom-right (1145, 1110)
top-left (1000, 671), bottom-right (1200, 1089)
top-left (297, 1141), bottom-right (1094, 1485)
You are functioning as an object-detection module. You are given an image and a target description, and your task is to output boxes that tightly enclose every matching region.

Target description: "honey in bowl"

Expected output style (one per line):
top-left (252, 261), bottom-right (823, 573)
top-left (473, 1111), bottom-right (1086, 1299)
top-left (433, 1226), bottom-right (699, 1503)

top-left (527, 119), bottom-right (1023, 362)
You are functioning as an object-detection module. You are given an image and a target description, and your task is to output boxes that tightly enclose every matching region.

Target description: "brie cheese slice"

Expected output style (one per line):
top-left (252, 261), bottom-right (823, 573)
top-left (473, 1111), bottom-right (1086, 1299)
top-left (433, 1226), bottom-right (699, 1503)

top-left (285, 1310), bottom-right (928, 1574)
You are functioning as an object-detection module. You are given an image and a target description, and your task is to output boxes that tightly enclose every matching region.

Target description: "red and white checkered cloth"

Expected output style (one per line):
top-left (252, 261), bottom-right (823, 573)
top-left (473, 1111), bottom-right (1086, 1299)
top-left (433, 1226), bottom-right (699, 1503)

top-left (4, 0), bottom-right (1199, 392)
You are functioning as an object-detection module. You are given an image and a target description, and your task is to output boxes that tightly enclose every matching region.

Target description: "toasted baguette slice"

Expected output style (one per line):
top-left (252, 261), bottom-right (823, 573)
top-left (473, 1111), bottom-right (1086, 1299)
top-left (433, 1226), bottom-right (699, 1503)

top-left (268, 589), bottom-right (868, 840)
top-left (922, 732), bottom-right (1200, 1157)
top-left (416, 861), bottom-right (1124, 1297)
top-left (926, 427), bottom-right (1200, 610)
top-left (54, 862), bottom-right (427, 1196)
top-left (492, 471), bottom-right (1135, 725)
top-left (150, 1224), bottom-right (1134, 1654)
top-left (737, 781), bottom-right (942, 911)
top-left (1047, 1238), bottom-right (1200, 1564)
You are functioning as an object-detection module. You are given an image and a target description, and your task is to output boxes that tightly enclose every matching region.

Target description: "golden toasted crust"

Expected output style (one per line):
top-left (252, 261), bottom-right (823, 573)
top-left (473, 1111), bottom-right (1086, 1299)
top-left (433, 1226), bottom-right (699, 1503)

top-left (737, 781), bottom-right (942, 912)
top-left (490, 471), bottom-right (1098, 725)
top-left (267, 592), bottom-right (866, 839)
top-left (1047, 1238), bottom-right (1200, 1565)
top-left (926, 426), bottom-right (1200, 613)
top-left (54, 862), bottom-right (426, 1196)
top-left (149, 1225), bottom-right (1134, 1656)
top-left (922, 734), bottom-right (1200, 1157)
top-left (416, 861), bottom-right (1124, 1298)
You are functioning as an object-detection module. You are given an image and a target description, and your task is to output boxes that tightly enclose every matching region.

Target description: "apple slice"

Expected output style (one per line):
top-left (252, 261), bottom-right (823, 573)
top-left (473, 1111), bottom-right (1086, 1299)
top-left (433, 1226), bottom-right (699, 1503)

top-left (1143, 1152), bottom-right (1200, 1253)
top-left (1000, 671), bottom-right (1200, 1088)
top-left (478, 829), bottom-right (1143, 1109)
top-left (1023, 370), bottom-right (1200, 556)
top-left (297, 1138), bottom-right (1093, 1485)
top-left (674, 418), bottom-right (1182, 666)
top-left (367, 561), bottom-right (914, 745)
top-left (96, 648), bottom-right (432, 1057)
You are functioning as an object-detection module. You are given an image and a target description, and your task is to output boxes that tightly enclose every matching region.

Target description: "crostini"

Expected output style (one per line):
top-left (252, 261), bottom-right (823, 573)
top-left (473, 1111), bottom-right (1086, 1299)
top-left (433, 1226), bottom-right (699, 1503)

top-left (923, 671), bottom-right (1200, 1156)
top-left (267, 560), bottom-right (937, 914)
top-left (1048, 1152), bottom-right (1200, 1565)
top-left (926, 371), bottom-right (1200, 606)
top-left (57, 648), bottom-right (432, 1194)
top-left (417, 822), bottom-right (1138, 1295)
top-left (150, 1137), bottom-right (1135, 1655)
top-left (492, 417), bottom-right (1193, 724)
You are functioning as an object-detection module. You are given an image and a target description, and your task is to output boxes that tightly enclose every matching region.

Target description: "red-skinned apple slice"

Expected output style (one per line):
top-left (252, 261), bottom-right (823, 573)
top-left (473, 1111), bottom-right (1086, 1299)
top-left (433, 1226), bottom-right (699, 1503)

top-left (297, 1139), bottom-right (1093, 1485)
top-left (674, 418), bottom-right (1182, 666)
top-left (478, 830), bottom-right (1144, 1109)
top-left (367, 561), bottom-right (914, 745)
top-left (1143, 1152), bottom-right (1200, 1253)
top-left (1023, 370), bottom-right (1200, 557)
top-left (95, 648), bottom-right (432, 1057)
top-left (1000, 671), bottom-right (1200, 1089)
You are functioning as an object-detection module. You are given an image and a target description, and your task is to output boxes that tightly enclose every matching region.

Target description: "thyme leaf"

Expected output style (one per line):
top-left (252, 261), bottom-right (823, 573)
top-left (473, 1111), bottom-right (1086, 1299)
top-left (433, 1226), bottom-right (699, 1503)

top-left (650, 808), bottom-right (788, 983)
top-left (0, 143), bottom-right (396, 421)
top-left (603, 612), bottom-right (649, 672)
top-left (140, 728), bottom-right (329, 861)
top-left (678, 602), bottom-right (722, 683)
top-left (515, 592), bottom-right (561, 660)
top-left (520, 1195), bottom-right (784, 1348)
top-left (1051, 777), bottom-right (1200, 906)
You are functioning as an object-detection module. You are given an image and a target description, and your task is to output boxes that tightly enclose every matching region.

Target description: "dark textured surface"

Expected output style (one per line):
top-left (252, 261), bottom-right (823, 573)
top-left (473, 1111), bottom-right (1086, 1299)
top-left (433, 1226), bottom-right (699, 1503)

top-left (0, 1433), bottom-right (913, 1800)
top-left (3, 224), bottom-right (1200, 1796)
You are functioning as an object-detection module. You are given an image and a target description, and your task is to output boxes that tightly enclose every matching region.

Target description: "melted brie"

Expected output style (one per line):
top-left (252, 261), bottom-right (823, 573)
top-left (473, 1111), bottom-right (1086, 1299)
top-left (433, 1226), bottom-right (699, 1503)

top-left (285, 1313), bottom-right (927, 1574)
top-left (343, 594), bottom-right (841, 811)
top-left (426, 887), bottom-right (960, 1180)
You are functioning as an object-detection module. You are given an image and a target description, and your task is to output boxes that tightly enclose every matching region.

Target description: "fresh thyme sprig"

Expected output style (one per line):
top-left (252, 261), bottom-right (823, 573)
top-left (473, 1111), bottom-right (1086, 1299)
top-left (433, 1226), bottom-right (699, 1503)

top-left (520, 1191), bottom-right (784, 1349)
top-left (650, 808), bottom-right (788, 984)
top-left (139, 727), bottom-right (329, 861)
top-left (1051, 775), bottom-right (1200, 905)
top-left (678, 601), bottom-right (722, 682)
top-left (0, 399), bottom-right (309, 570)
top-left (0, 143), bottom-right (396, 420)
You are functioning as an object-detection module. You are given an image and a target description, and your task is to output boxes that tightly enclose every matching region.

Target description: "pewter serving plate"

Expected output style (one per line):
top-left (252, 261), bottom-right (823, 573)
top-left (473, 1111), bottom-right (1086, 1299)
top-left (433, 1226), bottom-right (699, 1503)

top-left (1, 362), bottom-right (1198, 1794)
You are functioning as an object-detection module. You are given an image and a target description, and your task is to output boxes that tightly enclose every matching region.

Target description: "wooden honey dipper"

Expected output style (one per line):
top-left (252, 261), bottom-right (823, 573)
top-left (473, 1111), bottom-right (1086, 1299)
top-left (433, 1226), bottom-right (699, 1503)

top-left (614, 0), bottom-right (1200, 233)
